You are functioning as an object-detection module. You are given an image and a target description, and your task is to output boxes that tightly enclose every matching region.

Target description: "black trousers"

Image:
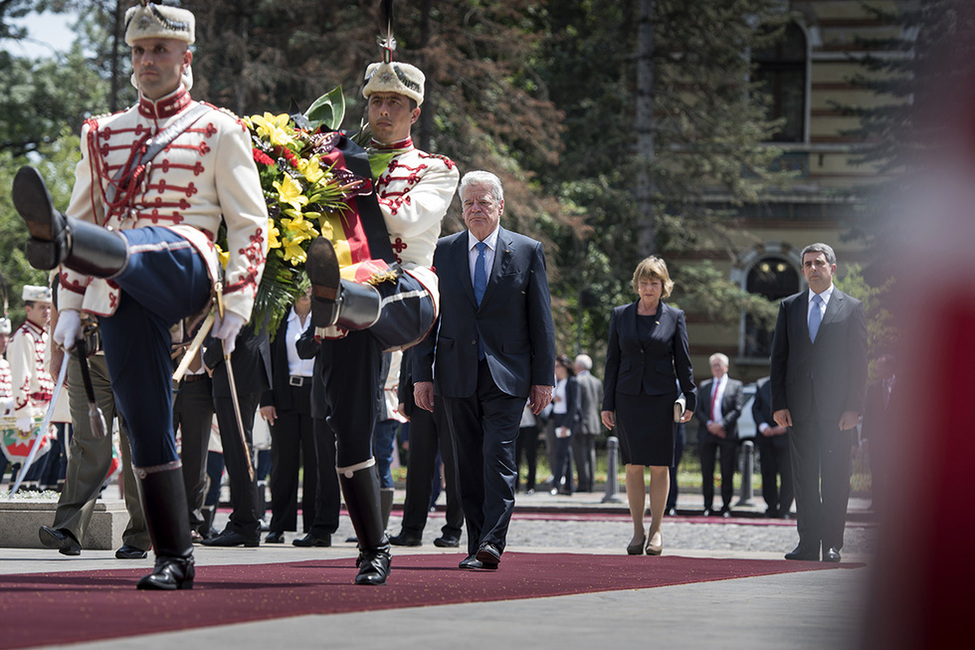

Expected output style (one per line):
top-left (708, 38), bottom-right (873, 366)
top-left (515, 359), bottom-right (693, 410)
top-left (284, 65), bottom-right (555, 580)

top-left (442, 360), bottom-right (523, 557)
top-left (213, 389), bottom-right (261, 538)
top-left (173, 375), bottom-right (214, 530)
top-left (268, 383), bottom-right (317, 532)
top-left (305, 416), bottom-right (341, 537)
top-left (666, 423), bottom-right (686, 510)
top-left (399, 400), bottom-right (463, 539)
top-left (515, 425), bottom-right (538, 492)
top-left (699, 434), bottom-right (738, 510)
top-left (757, 438), bottom-right (793, 516)
top-left (790, 418), bottom-right (854, 551)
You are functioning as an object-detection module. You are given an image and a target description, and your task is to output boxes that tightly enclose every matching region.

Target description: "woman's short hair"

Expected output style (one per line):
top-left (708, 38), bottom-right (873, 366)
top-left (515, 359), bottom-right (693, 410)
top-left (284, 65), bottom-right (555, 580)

top-left (631, 256), bottom-right (674, 298)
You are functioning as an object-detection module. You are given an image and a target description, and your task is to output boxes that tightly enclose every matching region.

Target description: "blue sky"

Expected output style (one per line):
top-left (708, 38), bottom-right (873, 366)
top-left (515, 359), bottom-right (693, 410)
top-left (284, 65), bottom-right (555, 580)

top-left (5, 10), bottom-right (77, 58)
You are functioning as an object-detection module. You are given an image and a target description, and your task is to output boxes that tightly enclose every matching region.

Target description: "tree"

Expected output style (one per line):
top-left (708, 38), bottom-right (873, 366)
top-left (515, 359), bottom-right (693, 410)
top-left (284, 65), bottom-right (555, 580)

top-left (532, 0), bottom-right (791, 362)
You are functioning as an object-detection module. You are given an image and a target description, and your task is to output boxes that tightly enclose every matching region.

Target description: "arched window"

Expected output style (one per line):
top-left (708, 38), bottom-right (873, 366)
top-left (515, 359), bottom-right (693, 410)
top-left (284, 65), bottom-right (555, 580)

top-left (753, 22), bottom-right (808, 143)
top-left (744, 256), bottom-right (800, 358)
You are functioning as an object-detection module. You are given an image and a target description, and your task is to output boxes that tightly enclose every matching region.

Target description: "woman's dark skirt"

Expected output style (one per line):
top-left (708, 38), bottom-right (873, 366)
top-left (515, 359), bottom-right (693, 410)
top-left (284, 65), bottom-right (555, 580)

top-left (614, 391), bottom-right (677, 467)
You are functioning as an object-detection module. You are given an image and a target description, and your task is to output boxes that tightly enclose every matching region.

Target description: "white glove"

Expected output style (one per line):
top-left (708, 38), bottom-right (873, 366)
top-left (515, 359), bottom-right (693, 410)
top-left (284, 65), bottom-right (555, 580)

top-left (17, 416), bottom-right (34, 433)
top-left (0, 397), bottom-right (13, 415)
top-left (54, 309), bottom-right (82, 351)
top-left (212, 312), bottom-right (246, 356)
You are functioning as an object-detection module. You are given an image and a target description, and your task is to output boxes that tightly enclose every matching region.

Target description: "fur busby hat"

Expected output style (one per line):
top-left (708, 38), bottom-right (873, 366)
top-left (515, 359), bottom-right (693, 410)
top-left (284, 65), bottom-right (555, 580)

top-left (362, 0), bottom-right (424, 106)
top-left (22, 285), bottom-right (51, 304)
top-left (124, 2), bottom-right (195, 46)
top-left (362, 61), bottom-right (425, 106)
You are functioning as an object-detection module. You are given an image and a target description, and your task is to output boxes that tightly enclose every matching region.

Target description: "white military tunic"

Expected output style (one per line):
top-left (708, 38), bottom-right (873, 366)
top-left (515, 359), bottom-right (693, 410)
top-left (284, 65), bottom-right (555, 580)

top-left (59, 86), bottom-right (268, 321)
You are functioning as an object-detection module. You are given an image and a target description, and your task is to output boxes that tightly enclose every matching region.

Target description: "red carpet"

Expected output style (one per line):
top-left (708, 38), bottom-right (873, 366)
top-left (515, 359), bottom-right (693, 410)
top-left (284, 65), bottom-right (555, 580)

top-left (0, 552), bottom-right (844, 649)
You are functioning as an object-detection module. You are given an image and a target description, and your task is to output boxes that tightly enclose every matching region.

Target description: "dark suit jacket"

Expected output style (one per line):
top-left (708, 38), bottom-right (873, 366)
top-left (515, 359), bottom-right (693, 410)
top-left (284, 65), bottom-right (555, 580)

top-left (695, 376), bottom-right (744, 440)
top-left (602, 301), bottom-right (697, 414)
top-left (752, 377), bottom-right (788, 448)
top-left (554, 375), bottom-right (581, 433)
top-left (770, 288), bottom-right (868, 424)
top-left (862, 375), bottom-right (895, 443)
top-left (204, 323), bottom-right (272, 399)
top-left (414, 226), bottom-right (555, 398)
top-left (260, 309), bottom-right (312, 412)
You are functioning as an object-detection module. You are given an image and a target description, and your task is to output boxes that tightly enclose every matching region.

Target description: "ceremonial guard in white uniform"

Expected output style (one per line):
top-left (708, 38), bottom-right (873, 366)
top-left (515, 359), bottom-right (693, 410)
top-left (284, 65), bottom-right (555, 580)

top-left (11, 2), bottom-right (267, 590)
top-left (303, 51), bottom-right (458, 585)
top-left (7, 286), bottom-right (54, 436)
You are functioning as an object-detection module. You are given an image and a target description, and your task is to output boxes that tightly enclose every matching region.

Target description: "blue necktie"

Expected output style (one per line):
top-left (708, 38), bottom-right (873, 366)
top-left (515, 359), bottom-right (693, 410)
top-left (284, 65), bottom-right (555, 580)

top-left (474, 241), bottom-right (488, 306)
top-left (808, 293), bottom-right (823, 343)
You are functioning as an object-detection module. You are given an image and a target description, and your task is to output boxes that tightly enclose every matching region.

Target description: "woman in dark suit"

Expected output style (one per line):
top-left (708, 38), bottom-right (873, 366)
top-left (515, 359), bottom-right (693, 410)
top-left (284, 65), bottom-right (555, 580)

top-left (601, 256), bottom-right (695, 555)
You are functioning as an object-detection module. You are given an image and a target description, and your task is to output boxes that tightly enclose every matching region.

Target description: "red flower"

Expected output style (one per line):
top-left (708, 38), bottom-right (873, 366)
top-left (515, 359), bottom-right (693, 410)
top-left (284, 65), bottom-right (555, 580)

top-left (252, 148), bottom-right (275, 166)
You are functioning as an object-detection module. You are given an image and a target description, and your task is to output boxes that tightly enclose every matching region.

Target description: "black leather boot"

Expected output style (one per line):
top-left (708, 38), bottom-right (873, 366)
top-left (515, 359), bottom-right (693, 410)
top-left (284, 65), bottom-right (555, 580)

top-left (12, 165), bottom-right (128, 276)
top-left (306, 237), bottom-right (381, 329)
top-left (135, 464), bottom-right (196, 590)
top-left (338, 464), bottom-right (391, 586)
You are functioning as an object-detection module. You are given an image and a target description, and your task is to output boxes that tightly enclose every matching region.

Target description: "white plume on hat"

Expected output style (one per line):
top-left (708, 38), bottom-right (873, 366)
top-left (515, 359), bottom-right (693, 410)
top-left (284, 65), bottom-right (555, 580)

top-left (124, 2), bottom-right (195, 46)
top-left (0, 318), bottom-right (10, 335)
top-left (362, 61), bottom-right (425, 106)
top-left (22, 285), bottom-right (51, 303)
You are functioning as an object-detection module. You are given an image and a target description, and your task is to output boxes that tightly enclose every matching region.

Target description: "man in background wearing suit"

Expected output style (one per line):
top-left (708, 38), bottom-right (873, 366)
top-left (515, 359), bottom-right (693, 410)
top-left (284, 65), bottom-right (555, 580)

top-left (414, 170), bottom-right (555, 571)
top-left (695, 353), bottom-right (744, 517)
top-left (201, 323), bottom-right (272, 547)
top-left (862, 353), bottom-right (895, 514)
top-left (771, 242), bottom-right (867, 563)
top-left (572, 354), bottom-right (603, 493)
top-left (752, 376), bottom-right (793, 518)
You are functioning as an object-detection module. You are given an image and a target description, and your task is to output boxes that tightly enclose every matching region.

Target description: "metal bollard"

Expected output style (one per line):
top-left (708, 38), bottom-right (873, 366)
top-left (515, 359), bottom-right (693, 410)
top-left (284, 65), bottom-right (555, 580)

top-left (736, 440), bottom-right (755, 506)
top-left (602, 436), bottom-right (622, 503)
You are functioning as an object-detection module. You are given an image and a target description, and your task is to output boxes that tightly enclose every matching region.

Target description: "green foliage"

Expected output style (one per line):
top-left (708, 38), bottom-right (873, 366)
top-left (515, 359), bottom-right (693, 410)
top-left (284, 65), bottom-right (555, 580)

top-left (674, 261), bottom-right (778, 328)
top-left (833, 263), bottom-right (898, 368)
top-left (303, 85), bottom-right (345, 133)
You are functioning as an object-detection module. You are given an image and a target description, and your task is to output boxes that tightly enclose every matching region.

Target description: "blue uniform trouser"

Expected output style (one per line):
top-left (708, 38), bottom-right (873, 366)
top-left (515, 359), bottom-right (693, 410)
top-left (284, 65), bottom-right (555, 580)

top-left (323, 272), bottom-right (435, 470)
top-left (98, 227), bottom-right (211, 468)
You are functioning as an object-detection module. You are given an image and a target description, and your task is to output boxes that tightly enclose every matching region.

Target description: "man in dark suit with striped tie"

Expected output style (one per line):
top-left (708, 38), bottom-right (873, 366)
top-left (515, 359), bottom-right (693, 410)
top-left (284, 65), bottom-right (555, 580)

top-left (770, 243), bottom-right (867, 563)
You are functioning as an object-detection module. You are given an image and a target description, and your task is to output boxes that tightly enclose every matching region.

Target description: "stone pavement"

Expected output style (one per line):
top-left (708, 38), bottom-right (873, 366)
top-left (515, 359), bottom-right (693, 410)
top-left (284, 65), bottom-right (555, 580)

top-left (0, 485), bottom-right (877, 650)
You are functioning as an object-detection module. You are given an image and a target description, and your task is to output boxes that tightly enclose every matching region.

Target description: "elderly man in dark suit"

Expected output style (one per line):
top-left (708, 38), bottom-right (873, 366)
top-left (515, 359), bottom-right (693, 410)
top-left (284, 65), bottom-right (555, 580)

top-left (695, 353), bottom-right (744, 518)
top-left (414, 169), bottom-right (555, 571)
top-left (572, 354), bottom-right (603, 493)
top-left (771, 242), bottom-right (867, 563)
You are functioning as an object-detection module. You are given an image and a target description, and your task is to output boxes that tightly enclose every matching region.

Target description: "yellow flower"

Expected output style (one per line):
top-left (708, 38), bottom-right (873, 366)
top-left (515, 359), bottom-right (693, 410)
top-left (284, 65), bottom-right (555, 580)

top-left (297, 156), bottom-right (326, 185)
top-left (272, 174), bottom-right (308, 214)
top-left (267, 218), bottom-right (281, 249)
top-left (249, 112), bottom-right (296, 148)
top-left (279, 216), bottom-right (319, 265)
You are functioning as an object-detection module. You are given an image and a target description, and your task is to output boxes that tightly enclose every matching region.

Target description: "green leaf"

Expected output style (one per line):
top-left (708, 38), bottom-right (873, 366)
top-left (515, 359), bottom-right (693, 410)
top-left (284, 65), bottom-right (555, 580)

top-left (304, 86), bottom-right (346, 133)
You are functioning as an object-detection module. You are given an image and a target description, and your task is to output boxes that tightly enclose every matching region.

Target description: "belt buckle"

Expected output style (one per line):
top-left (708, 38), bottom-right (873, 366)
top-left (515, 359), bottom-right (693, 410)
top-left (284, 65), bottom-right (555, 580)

top-left (289, 376), bottom-right (304, 387)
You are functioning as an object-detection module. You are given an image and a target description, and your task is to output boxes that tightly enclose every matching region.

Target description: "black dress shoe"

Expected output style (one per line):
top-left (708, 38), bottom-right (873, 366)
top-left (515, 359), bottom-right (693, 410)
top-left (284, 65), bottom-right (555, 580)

top-left (665, 507), bottom-right (677, 517)
top-left (433, 535), bottom-right (460, 548)
top-left (701, 508), bottom-right (713, 517)
top-left (190, 530), bottom-right (204, 543)
top-left (201, 529), bottom-right (259, 547)
top-left (137, 555), bottom-right (195, 590)
top-left (719, 507), bottom-right (731, 518)
top-left (459, 555), bottom-right (484, 570)
top-left (265, 531), bottom-right (285, 544)
top-left (823, 547), bottom-right (842, 563)
top-left (115, 544), bottom-right (148, 559)
top-left (38, 526), bottom-right (81, 556)
top-left (475, 542), bottom-right (501, 569)
top-left (293, 532), bottom-right (332, 547)
top-left (785, 544), bottom-right (821, 561)
top-left (389, 532), bottom-right (422, 546)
